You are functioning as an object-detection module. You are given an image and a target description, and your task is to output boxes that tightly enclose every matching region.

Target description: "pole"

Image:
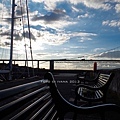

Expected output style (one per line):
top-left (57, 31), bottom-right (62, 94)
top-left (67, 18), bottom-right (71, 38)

top-left (9, 0), bottom-right (16, 80)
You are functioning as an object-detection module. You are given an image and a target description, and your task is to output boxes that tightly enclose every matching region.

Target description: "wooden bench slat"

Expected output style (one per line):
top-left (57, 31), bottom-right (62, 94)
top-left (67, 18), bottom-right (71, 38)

top-left (1, 92), bottom-right (51, 120)
top-left (30, 98), bottom-right (53, 120)
top-left (41, 104), bottom-right (55, 120)
top-left (0, 79), bottom-right (47, 100)
top-left (99, 77), bottom-right (108, 83)
top-left (95, 90), bottom-right (103, 99)
top-left (50, 110), bottom-right (58, 120)
top-left (0, 86), bottom-right (50, 110)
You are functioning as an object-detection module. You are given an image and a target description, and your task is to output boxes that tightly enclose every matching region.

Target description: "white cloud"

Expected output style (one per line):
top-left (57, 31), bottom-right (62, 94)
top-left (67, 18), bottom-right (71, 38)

top-left (31, 0), bottom-right (112, 11)
top-left (71, 6), bottom-right (79, 12)
top-left (68, 31), bottom-right (97, 42)
top-left (93, 48), bottom-right (105, 52)
top-left (0, 0), bottom-right (28, 28)
top-left (0, 3), bottom-right (11, 26)
top-left (115, 4), bottom-right (120, 13)
top-left (71, 32), bottom-right (97, 37)
top-left (102, 20), bottom-right (120, 27)
top-left (78, 13), bottom-right (95, 19)
top-left (32, 0), bottom-right (65, 10)
top-left (29, 8), bottom-right (75, 30)
top-left (30, 17), bottom-right (77, 30)
top-left (70, 46), bottom-right (87, 49)
top-left (30, 30), bottom-right (96, 49)
top-left (31, 31), bottom-right (97, 47)
top-left (1, 0), bottom-right (120, 61)
top-left (96, 50), bottom-right (120, 58)
top-left (0, 25), bottom-right (97, 51)
top-left (80, 37), bottom-right (92, 42)
top-left (80, 0), bottom-right (111, 10)
top-left (37, 31), bottom-right (70, 46)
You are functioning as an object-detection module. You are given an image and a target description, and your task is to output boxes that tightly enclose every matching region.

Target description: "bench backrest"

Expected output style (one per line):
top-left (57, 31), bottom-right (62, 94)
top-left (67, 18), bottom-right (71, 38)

top-left (0, 72), bottom-right (119, 120)
top-left (96, 73), bottom-right (114, 91)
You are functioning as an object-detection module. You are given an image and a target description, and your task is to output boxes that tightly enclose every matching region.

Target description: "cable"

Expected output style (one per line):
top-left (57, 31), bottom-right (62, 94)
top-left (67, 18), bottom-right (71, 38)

top-left (20, 0), bottom-right (30, 77)
top-left (25, 0), bottom-right (34, 76)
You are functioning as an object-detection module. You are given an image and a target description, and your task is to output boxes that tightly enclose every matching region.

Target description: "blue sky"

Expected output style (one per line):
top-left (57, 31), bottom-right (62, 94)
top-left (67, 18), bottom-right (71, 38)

top-left (0, 0), bottom-right (120, 60)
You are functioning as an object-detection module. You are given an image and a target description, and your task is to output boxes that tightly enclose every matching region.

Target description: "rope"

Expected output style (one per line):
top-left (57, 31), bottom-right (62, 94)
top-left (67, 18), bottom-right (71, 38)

top-left (25, 0), bottom-right (34, 76)
top-left (20, 0), bottom-right (30, 77)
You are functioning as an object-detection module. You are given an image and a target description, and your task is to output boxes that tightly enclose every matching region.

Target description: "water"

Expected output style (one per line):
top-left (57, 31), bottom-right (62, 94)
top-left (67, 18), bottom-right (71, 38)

top-left (0, 60), bottom-right (120, 70)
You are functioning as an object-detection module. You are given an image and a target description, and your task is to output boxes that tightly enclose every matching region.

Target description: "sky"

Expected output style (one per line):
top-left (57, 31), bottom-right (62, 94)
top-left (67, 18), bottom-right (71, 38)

top-left (0, 0), bottom-right (120, 60)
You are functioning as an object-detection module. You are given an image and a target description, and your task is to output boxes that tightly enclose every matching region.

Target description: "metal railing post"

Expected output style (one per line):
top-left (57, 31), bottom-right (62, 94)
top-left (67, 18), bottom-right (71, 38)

top-left (37, 60), bottom-right (39, 69)
top-left (50, 60), bottom-right (54, 71)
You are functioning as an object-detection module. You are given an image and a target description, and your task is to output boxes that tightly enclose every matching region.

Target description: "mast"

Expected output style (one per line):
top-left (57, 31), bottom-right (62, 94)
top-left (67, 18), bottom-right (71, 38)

top-left (9, 0), bottom-right (16, 80)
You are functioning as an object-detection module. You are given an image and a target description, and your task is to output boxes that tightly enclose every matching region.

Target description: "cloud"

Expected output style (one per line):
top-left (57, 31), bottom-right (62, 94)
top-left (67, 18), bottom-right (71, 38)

top-left (30, 11), bottom-right (76, 30)
top-left (22, 30), bottom-right (36, 40)
top-left (0, 1), bottom-right (27, 28)
top-left (102, 20), bottom-right (120, 27)
top-left (70, 32), bottom-right (97, 42)
top-left (77, 13), bottom-right (95, 19)
top-left (0, 27), bottom-right (37, 48)
top-left (79, 0), bottom-right (112, 10)
top-left (30, 0), bottom-right (120, 17)
top-left (79, 37), bottom-right (92, 42)
top-left (62, 31), bottom-right (97, 43)
top-left (37, 30), bottom-right (70, 45)
top-left (0, 29), bottom-right (11, 36)
top-left (96, 50), bottom-right (120, 58)
top-left (70, 46), bottom-right (87, 49)
top-left (93, 48), bottom-right (106, 52)
top-left (115, 4), bottom-right (120, 13)
top-left (0, 28), bottom-right (23, 41)
top-left (71, 32), bottom-right (97, 37)
top-left (31, 9), bottom-right (66, 23)
top-left (15, 5), bottom-right (26, 16)
top-left (32, 0), bottom-right (65, 10)
top-left (37, 31), bottom-right (97, 46)
top-left (1, 0), bottom-right (120, 61)
top-left (71, 6), bottom-right (80, 12)
top-left (32, 0), bottom-right (113, 11)
top-left (0, 3), bottom-right (11, 26)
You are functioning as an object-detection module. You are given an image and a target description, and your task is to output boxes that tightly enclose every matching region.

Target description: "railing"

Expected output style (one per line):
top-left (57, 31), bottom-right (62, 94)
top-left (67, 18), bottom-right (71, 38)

top-left (1, 59), bottom-right (120, 100)
top-left (0, 59), bottom-right (120, 71)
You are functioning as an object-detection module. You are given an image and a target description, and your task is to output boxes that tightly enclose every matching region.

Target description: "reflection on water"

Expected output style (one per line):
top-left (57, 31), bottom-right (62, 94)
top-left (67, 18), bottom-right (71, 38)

top-left (53, 61), bottom-right (120, 70)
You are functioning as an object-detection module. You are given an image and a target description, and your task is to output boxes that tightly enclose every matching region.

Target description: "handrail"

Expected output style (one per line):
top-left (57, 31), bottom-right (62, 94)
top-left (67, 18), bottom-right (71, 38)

top-left (0, 59), bottom-right (120, 71)
top-left (0, 59), bottom-right (120, 61)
